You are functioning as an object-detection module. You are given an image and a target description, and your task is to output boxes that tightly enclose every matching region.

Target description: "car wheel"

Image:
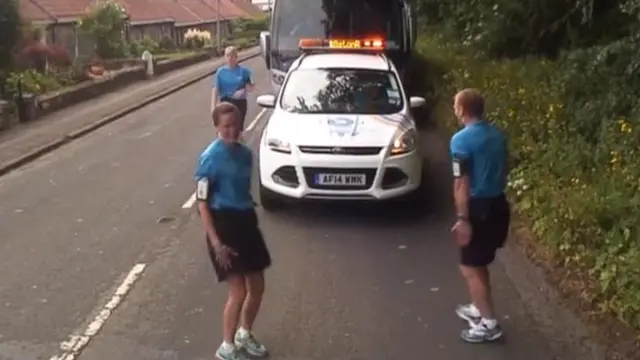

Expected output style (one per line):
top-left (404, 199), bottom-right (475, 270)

top-left (259, 184), bottom-right (285, 211)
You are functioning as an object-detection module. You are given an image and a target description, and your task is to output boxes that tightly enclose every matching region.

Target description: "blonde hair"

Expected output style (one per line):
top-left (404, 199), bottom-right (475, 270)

top-left (455, 88), bottom-right (485, 118)
top-left (224, 46), bottom-right (238, 57)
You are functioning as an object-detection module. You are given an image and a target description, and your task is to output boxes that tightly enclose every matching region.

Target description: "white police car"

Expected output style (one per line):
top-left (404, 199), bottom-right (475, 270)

top-left (255, 37), bottom-right (426, 210)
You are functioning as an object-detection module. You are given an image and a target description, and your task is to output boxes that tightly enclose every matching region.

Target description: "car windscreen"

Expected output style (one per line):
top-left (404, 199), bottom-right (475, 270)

top-left (279, 68), bottom-right (403, 115)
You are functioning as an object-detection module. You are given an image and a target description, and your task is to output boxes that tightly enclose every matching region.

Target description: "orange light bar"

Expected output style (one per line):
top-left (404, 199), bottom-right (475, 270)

top-left (299, 37), bottom-right (385, 51)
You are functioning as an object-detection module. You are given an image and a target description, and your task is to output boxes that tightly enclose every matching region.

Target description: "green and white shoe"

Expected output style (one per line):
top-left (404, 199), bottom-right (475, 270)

top-left (215, 342), bottom-right (248, 360)
top-left (234, 329), bottom-right (268, 357)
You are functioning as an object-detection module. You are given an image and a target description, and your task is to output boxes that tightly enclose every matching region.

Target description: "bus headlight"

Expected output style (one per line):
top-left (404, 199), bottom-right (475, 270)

top-left (390, 129), bottom-right (417, 155)
top-left (266, 138), bottom-right (291, 154)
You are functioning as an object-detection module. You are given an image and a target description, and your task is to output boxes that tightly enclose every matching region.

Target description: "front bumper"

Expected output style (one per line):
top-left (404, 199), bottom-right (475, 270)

top-left (259, 144), bottom-right (422, 201)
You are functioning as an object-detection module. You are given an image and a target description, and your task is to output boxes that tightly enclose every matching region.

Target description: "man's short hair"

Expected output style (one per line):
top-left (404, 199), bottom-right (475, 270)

top-left (212, 102), bottom-right (241, 126)
top-left (455, 88), bottom-right (485, 118)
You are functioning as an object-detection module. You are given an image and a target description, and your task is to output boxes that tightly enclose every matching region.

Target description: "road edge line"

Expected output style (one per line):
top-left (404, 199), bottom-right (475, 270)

top-left (49, 263), bottom-right (147, 360)
top-left (0, 51), bottom-right (261, 178)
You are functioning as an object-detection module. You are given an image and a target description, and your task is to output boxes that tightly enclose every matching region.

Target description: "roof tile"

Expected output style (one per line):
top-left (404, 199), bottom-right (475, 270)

top-left (20, 0), bottom-right (55, 22)
top-left (120, 0), bottom-right (173, 23)
top-left (22, 0), bottom-right (256, 24)
top-left (146, 0), bottom-right (201, 25)
top-left (31, 0), bottom-right (91, 20)
top-left (228, 0), bottom-right (262, 17)
top-left (176, 0), bottom-right (218, 22)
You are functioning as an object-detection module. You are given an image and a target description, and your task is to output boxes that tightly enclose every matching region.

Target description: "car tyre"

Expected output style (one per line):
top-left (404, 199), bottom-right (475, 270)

top-left (259, 184), bottom-right (285, 211)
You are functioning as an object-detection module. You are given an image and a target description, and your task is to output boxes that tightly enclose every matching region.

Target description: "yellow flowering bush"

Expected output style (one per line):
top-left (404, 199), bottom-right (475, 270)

top-left (184, 29), bottom-right (212, 49)
top-left (416, 32), bottom-right (640, 330)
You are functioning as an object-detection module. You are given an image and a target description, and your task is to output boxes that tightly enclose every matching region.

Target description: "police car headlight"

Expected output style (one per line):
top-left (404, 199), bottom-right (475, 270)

top-left (266, 138), bottom-right (291, 154)
top-left (390, 129), bottom-right (418, 155)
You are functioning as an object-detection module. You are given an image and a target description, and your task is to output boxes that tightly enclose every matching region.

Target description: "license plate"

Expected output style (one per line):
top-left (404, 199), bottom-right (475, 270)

top-left (314, 173), bottom-right (366, 186)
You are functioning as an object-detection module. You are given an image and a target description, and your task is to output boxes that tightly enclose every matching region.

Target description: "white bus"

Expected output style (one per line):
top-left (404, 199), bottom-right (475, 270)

top-left (260, 0), bottom-right (417, 93)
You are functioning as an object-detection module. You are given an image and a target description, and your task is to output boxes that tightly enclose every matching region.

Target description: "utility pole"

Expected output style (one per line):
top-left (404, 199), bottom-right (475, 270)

top-left (216, 0), bottom-right (221, 49)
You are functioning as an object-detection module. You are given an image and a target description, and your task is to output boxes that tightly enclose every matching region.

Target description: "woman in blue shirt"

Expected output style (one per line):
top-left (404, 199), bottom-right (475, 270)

top-left (195, 102), bottom-right (271, 360)
top-left (211, 46), bottom-right (254, 128)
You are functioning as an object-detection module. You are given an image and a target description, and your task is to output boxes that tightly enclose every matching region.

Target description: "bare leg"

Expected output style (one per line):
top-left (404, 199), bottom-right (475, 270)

top-left (460, 265), bottom-right (494, 318)
top-left (223, 275), bottom-right (247, 342)
top-left (240, 272), bottom-right (265, 330)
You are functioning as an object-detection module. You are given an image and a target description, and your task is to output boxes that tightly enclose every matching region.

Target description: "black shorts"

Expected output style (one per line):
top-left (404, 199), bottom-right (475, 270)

top-left (205, 208), bottom-right (271, 282)
top-left (460, 194), bottom-right (510, 267)
top-left (220, 98), bottom-right (248, 129)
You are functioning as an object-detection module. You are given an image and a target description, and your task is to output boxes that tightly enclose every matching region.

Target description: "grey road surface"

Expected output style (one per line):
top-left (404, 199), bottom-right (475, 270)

top-left (0, 57), bottom-right (559, 360)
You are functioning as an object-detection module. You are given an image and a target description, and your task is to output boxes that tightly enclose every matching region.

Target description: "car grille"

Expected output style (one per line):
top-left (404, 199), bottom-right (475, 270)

top-left (298, 146), bottom-right (382, 155)
top-left (302, 167), bottom-right (377, 190)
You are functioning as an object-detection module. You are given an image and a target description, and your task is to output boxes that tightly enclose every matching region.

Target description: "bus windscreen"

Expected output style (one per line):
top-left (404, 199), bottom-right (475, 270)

top-left (273, 0), bottom-right (403, 54)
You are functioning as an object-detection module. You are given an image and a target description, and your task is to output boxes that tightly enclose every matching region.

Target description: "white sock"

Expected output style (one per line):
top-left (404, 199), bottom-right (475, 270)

top-left (481, 318), bottom-right (497, 329)
top-left (237, 327), bottom-right (250, 338)
top-left (220, 341), bottom-right (234, 352)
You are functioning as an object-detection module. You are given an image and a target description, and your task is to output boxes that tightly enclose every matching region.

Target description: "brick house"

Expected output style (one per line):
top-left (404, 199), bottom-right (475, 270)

top-left (18, 0), bottom-right (261, 60)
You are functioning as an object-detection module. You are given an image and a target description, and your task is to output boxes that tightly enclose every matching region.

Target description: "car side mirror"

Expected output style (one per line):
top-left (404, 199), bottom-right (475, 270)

top-left (409, 96), bottom-right (426, 108)
top-left (257, 94), bottom-right (276, 108)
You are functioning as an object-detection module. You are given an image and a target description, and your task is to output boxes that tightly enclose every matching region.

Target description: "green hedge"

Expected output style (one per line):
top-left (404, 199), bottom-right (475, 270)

top-left (417, 30), bottom-right (640, 330)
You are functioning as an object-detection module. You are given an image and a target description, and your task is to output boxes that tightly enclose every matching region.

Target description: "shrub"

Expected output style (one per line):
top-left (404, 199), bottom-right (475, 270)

top-left (14, 42), bottom-right (71, 72)
top-left (230, 16), bottom-right (268, 42)
top-left (417, 30), bottom-right (640, 331)
top-left (184, 29), bottom-right (212, 49)
top-left (6, 69), bottom-right (62, 95)
top-left (158, 36), bottom-right (176, 52)
top-left (415, 0), bottom-right (634, 58)
top-left (78, 0), bottom-right (129, 59)
top-left (129, 36), bottom-right (160, 57)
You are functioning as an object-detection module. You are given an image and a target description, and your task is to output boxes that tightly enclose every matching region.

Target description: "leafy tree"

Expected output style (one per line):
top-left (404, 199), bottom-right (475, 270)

top-left (0, 0), bottom-right (22, 70)
top-left (78, 0), bottom-right (129, 59)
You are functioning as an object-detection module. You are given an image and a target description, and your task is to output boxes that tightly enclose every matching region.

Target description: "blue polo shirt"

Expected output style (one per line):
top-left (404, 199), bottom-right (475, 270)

top-left (450, 121), bottom-right (508, 198)
top-left (213, 65), bottom-right (253, 100)
top-left (194, 139), bottom-right (254, 210)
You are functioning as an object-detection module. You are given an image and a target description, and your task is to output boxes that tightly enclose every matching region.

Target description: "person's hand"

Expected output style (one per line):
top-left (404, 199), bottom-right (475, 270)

top-left (451, 219), bottom-right (472, 247)
top-left (213, 243), bottom-right (237, 270)
top-left (232, 88), bottom-right (246, 99)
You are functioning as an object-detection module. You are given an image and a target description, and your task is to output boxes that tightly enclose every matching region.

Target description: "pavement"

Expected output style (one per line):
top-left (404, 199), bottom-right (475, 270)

top-left (0, 56), bottom-right (570, 360)
top-left (0, 47), bottom-right (260, 176)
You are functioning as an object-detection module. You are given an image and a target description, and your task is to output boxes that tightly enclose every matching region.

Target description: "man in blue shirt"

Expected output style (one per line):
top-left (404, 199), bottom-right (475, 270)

top-left (449, 89), bottom-right (510, 344)
top-left (195, 102), bottom-right (271, 360)
top-left (211, 46), bottom-right (255, 128)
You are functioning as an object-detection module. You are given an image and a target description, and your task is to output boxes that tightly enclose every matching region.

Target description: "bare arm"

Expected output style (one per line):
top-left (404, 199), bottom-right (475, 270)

top-left (450, 135), bottom-right (471, 219)
top-left (453, 176), bottom-right (470, 218)
top-left (244, 68), bottom-right (255, 92)
top-left (197, 201), bottom-right (221, 247)
top-left (210, 87), bottom-right (219, 113)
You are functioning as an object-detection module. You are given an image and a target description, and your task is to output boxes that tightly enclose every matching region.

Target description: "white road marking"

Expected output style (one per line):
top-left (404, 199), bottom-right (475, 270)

top-left (49, 263), bottom-right (147, 360)
top-left (182, 192), bottom-right (196, 209)
top-left (245, 108), bottom-right (267, 132)
top-left (181, 109), bottom-right (267, 209)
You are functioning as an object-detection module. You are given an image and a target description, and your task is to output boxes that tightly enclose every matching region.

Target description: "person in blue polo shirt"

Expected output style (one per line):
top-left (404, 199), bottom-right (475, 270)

top-left (211, 46), bottom-right (254, 128)
top-left (195, 102), bottom-right (271, 360)
top-left (449, 88), bottom-right (510, 344)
